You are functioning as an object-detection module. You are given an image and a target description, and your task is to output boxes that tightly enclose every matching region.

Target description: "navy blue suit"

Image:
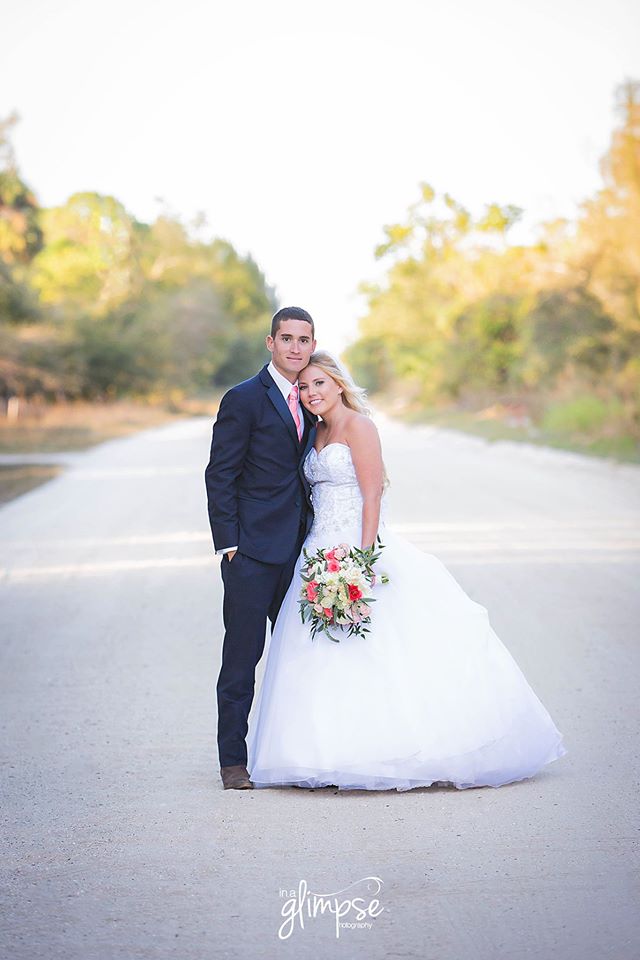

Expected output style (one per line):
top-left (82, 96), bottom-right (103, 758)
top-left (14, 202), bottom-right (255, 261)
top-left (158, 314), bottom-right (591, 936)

top-left (205, 364), bottom-right (317, 767)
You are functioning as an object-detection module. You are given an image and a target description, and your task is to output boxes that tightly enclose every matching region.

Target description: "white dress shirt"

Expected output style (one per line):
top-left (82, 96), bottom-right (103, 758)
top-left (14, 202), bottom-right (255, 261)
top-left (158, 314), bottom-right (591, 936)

top-left (267, 359), bottom-right (304, 425)
top-left (216, 361), bottom-right (304, 555)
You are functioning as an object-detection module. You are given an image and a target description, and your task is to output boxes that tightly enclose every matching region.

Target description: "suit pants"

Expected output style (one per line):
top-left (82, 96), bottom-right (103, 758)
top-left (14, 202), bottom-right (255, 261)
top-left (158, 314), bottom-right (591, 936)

top-left (216, 521), bottom-right (307, 767)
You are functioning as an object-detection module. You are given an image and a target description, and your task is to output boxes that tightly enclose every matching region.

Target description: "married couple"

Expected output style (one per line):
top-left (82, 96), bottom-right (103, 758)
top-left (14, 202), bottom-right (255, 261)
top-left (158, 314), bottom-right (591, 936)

top-left (204, 306), bottom-right (568, 792)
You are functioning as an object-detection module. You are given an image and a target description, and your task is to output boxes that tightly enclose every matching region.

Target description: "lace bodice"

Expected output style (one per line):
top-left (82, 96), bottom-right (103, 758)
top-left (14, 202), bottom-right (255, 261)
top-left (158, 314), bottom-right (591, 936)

top-left (303, 442), bottom-right (386, 547)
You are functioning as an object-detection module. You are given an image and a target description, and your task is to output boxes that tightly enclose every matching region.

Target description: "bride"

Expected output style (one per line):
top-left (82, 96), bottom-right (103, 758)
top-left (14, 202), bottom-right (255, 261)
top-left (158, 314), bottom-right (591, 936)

top-left (246, 351), bottom-right (568, 791)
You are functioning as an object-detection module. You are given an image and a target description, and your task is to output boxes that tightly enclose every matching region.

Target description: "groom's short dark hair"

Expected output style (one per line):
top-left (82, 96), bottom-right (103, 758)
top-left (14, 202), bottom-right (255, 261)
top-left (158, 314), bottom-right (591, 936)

top-left (270, 306), bottom-right (315, 338)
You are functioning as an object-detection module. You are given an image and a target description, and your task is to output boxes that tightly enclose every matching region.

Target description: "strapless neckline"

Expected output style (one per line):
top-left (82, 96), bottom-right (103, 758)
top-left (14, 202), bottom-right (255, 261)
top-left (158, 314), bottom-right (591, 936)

top-left (311, 442), bottom-right (351, 457)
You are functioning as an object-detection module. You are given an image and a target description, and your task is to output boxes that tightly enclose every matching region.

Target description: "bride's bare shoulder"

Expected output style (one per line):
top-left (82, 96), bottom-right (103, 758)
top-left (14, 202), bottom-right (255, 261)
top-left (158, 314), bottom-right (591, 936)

top-left (344, 412), bottom-right (380, 444)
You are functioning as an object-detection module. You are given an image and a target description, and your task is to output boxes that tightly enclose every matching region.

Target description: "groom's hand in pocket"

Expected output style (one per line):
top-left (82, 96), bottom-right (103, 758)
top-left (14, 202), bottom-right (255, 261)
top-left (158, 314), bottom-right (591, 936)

top-left (226, 549), bottom-right (238, 563)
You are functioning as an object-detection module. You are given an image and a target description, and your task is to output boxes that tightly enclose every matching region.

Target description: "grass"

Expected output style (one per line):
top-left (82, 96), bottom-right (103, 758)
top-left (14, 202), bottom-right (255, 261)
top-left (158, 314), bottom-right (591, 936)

top-left (0, 464), bottom-right (64, 505)
top-left (0, 394), bottom-right (219, 504)
top-left (0, 396), bottom-right (216, 454)
top-left (391, 398), bottom-right (640, 464)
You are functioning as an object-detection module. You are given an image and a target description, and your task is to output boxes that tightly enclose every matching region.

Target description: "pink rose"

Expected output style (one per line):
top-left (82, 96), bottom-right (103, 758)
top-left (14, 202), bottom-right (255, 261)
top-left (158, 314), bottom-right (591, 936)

top-left (305, 580), bottom-right (319, 602)
top-left (326, 558), bottom-right (341, 573)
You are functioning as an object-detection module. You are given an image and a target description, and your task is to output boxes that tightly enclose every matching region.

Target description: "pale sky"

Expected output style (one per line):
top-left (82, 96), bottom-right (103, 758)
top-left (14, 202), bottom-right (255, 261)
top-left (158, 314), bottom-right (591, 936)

top-left (2, 0), bottom-right (639, 350)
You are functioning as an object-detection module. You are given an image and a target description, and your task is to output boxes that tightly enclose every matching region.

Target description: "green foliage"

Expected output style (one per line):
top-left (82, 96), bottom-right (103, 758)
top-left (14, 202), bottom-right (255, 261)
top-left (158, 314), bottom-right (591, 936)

top-left (0, 118), bottom-right (276, 399)
top-left (521, 289), bottom-right (617, 384)
top-left (207, 243), bottom-right (276, 385)
top-left (343, 336), bottom-right (393, 394)
top-left (444, 294), bottom-right (525, 397)
top-left (63, 312), bottom-right (166, 398)
top-left (0, 114), bottom-right (43, 267)
top-left (0, 114), bottom-right (44, 334)
top-left (350, 79), bottom-right (640, 445)
top-left (541, 395), bottom-right (625, 435)
top-left (0, 261), bottom-right (40, 325)
top-left (0, 170), bottom-right (43, 266)
top-left (31, 192), bottom-right (143, 315)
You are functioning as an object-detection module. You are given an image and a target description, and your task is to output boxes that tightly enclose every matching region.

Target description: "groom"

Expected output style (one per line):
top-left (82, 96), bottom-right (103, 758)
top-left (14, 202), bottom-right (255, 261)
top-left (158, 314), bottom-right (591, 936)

top-left (204, 306), bottom-right (318, 789)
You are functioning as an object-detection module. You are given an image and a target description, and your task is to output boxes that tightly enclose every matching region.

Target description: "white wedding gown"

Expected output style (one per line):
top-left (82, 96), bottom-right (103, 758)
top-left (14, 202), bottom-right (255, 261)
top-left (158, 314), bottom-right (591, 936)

top-left (246, 442), bottom-right (568, 791)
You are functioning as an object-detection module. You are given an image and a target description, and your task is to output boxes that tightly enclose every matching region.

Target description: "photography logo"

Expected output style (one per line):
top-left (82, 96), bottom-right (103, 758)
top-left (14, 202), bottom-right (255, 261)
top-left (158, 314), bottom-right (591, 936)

top-left (277, 876), bottom-right (384, 940)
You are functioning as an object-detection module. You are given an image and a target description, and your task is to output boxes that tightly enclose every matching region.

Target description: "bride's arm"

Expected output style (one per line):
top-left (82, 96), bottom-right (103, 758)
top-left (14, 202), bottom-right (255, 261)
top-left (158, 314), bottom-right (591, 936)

top-left (347, 416), bottom-right (384, 550)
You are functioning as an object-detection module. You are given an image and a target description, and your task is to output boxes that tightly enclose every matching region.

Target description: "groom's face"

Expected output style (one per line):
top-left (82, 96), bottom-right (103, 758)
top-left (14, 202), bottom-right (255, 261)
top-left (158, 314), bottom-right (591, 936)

top-left (266, 318), bottom-right (316, 381)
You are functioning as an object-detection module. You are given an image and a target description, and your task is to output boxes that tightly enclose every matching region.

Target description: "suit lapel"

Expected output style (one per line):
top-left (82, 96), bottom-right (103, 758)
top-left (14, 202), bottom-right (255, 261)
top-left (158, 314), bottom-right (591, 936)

top-left (299, 416), bottom-right (317, 462)
top-left (260, 365), bottom-right (300, 450)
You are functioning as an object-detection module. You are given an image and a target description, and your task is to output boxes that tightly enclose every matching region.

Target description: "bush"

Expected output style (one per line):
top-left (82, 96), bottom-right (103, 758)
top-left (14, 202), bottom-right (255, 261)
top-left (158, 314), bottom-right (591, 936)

top-left (343, 336), bottom-right (393, 393)
top-left (541, 394), bottom-right (625, 435)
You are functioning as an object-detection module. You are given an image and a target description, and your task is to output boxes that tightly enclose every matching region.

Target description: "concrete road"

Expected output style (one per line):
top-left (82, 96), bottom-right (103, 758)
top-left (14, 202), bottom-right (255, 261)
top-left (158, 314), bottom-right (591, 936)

top-left (1, 414), bottom-right (639, 960)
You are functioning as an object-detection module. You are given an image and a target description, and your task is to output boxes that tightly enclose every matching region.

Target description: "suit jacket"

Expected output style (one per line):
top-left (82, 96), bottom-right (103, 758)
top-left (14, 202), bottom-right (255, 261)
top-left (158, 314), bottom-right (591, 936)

top-left (205, 364), bottom-right (317, 564)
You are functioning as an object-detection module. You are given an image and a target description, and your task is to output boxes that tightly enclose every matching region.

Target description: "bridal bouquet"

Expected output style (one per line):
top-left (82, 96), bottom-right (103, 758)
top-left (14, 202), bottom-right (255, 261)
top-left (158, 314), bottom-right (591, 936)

top-left (299, 538), bottom-right (389, 642)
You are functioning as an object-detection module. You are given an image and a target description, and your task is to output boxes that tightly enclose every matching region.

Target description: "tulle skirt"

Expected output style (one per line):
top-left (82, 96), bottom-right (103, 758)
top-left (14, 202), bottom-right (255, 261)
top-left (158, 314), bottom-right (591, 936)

top-left (246, 522), bottom-right (568, 791)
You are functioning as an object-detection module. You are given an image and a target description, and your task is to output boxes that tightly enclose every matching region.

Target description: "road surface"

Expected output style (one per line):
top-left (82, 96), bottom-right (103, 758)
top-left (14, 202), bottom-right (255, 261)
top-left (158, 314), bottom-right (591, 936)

top-left (1, 413), bottom-right (639, 959)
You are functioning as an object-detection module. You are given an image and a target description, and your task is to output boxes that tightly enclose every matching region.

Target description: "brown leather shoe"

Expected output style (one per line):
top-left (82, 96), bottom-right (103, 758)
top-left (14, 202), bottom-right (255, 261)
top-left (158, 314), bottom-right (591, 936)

top-left (220, 764), bottom-right (253, 790)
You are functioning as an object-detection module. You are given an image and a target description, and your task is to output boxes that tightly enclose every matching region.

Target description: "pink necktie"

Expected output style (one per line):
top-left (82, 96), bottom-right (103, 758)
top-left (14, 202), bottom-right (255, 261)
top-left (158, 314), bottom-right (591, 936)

top-left (288, 384), bottom-right (303, 441)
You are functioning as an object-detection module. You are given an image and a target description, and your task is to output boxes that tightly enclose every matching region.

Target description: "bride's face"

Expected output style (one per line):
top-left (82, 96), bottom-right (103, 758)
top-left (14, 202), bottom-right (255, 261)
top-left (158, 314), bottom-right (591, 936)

top-left (299, 365), bottom-right (343, 417)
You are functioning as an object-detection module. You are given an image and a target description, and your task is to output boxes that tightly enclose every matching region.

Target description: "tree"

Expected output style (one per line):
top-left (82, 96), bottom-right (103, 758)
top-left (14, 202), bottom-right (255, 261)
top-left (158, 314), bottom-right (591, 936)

top-left (31, 192), bottom-right (143, 315)
top-left (0, 113), bottom-right (43, 268)
top-left (0, 114), bottom-right (43, 330)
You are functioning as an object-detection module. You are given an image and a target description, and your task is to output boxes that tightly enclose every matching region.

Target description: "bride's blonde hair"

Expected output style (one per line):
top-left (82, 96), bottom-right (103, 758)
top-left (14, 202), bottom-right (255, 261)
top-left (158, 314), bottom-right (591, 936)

top-left (303, 350), bottom-right (390, 489)
top-left (303, 350), bottom-right (371, 415)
